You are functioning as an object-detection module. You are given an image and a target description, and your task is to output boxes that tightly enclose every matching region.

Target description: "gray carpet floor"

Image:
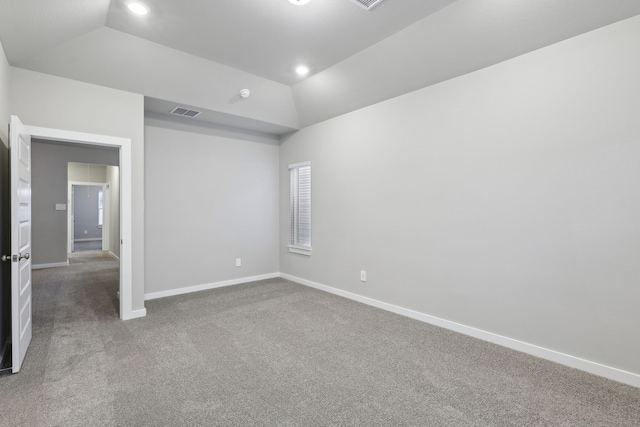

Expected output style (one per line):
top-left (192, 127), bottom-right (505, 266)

top-left (1, 252), bottom-right (639, 426)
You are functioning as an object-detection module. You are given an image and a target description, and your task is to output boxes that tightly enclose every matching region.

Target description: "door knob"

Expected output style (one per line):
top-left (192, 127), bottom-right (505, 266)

top-left (2, 253), bottom-right (30, 262)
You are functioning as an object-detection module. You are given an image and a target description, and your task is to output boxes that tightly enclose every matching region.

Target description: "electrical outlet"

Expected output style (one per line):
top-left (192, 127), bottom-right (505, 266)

top-left (360, 270), bottom-right (366, 282)
top-left (235, 258), bottom-right (241, 267)
top-left (84, 230), bottom-right (88, 234)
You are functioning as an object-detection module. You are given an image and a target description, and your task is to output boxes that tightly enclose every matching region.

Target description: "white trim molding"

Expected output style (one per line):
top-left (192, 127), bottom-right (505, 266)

top-left (32, 261), bottom-right (70, 270)
top-left (109, 251), bottom-right (120, 261)
top-left (144, 273), bottom-right (280, 301)
top-left (288, 161), bottom-right (311, 169)
top-left (122, 308), bottom-right (147, 320)
top-left (280, 273), bottom-right (640, 389)
top-left (288, 245), bottom-right (312, 256)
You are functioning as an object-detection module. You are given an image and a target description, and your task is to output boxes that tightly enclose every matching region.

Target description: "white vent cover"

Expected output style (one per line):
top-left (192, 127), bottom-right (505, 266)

top-left (350, 0), bottom-right (386, 11)
top-left (170, 107), bottom-right (201, 118)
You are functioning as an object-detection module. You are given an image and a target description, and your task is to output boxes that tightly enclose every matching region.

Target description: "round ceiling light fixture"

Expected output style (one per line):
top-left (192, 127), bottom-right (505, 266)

top-left (289, 0), bottom-right (311, 5)
top-left (295, 65), bottom-right (310, 76)
top-left (127, 1), bottom-right (150, 15)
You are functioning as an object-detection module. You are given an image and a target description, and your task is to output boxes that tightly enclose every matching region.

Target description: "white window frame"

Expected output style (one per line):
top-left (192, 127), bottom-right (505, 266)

top-left (288, 161), bottom-right (312, 256)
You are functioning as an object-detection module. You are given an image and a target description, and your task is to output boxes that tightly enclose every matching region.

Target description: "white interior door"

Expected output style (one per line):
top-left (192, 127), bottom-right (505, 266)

top-left (10, 115), bottom-right (32, 373)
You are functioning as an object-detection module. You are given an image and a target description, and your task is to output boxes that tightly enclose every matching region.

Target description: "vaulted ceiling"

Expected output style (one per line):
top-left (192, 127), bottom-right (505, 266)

top-left (1, 0), bottom-right (639, 135)
top-left (1, 0), bottom-right (455, 85)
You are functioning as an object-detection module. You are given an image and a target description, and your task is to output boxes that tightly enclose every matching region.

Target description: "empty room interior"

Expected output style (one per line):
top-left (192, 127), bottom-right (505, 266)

top-left (0, 0), bottom-right (639, 425)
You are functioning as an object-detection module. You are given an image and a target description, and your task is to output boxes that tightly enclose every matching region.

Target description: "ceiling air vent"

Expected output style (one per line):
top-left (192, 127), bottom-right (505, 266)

top-left (170, 106), bottom-right (201, 118)
top-left (350, 0), bottom-right (386, 11)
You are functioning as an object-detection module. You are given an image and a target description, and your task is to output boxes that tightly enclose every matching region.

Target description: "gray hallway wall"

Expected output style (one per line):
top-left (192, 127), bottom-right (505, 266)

top-left (32, 141), bottom-right (118, 265)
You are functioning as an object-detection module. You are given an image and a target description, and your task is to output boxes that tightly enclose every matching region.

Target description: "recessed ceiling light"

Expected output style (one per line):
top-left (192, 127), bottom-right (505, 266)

top-left (127, 1), bottom-right (150, 15)
top-left (289, 0), bottom-right (311, 5)
top-left (295, 65), bottom-right (310, 76)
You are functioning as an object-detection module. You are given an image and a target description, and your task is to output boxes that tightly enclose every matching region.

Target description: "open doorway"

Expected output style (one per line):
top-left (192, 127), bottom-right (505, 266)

top-left (23, 124), bottom-right (136, 321)
top-left (31, 146), bottom-right (122, 321)
top-left (30, 143), bottom-right (119, 269)
top-left (66, 162), bottom-right (120, 257)
top-left (71, 184), bottom-right (105, 252)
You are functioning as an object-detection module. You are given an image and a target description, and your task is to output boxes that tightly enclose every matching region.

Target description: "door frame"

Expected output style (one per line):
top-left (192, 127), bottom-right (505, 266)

top-left (68, 181), bottom-right (109, 254)
top-left (25, 125), bottom-right (136, 320)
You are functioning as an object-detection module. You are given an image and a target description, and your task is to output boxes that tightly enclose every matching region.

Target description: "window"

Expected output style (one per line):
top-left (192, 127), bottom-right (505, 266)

top-left (289, 161), bottom-right (311, 255)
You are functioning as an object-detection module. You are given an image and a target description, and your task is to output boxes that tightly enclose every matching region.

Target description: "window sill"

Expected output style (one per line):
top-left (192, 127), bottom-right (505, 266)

top-left (288, 245), bottom-right (312, 256)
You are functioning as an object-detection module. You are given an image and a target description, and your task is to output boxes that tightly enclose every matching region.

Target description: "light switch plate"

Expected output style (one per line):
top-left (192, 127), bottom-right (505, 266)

top-left (55, 204), bottom-right (67, 211)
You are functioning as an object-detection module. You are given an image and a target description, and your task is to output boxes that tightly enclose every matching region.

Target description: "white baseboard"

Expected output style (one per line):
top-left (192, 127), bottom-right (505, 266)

top-left (109, 251), bottom-right (119, 261)
top-left (144, 272), bottom-right (280, 301)
top-left (280, 273), bottom-right (640, 389)
top-left (32, 261), bottom-right (69, 270)
top-left (122, 308), bottom-right (147, 320)
top-left (74, 238), bottom-right (102, 242)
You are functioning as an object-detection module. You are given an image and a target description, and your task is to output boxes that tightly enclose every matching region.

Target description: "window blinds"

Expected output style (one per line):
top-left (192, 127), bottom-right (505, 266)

top-left (289, 162), bottom-right (311, 248)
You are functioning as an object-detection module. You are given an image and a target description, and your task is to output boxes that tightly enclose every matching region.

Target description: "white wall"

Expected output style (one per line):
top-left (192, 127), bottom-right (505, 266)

top-left (18, 27), bottom-right (299, 131)
top-left (68, 162), bottom-right (107, 182)
top-left (10, 68), bottom-right (146, 311)
top-left (144, 121), bottom-right (279, 297)
top-left (0, 39), bottom-right (9, 145)
top-left (280, 15), bottom-right (640, 377)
